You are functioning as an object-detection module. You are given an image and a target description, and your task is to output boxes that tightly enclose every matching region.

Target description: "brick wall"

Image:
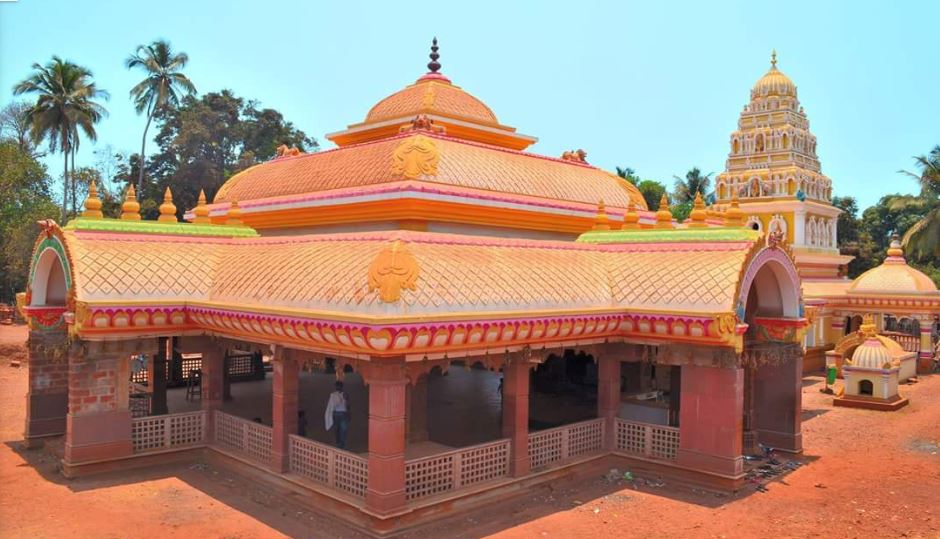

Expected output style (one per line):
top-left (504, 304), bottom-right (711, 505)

top-left (27, 329), bottom-right (69, 396)
top-left (69, 354), bottom-right (122, 415)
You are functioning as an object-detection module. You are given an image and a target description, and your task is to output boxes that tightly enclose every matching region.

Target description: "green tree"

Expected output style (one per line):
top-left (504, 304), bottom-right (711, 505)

top-left (13, 57), bottom-right (108, 222)
top-left (832, 196), bottom-right (860, 244)
top-left (0, 141), bottom-right (58, 301)
top-left (672, 167), bottom-right (712, 204)
top-left (635, 179), bottom-right (667, 210)
top-left (615, 166), bottom-right (640, 185)
top-left (126, 40), bottom-right (197, 197)
top-left (146, 90), bottom-right (317, 218)
top-left (0, 101), bottom-right (40, 157)
top-left (671, 201), bottom-right (693, 223)
top-left (893, 145), bottom-right (940, 258)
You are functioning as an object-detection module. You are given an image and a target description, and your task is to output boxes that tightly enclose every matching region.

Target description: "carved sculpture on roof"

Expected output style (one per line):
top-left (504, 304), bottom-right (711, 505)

top-left (767, 230), bottom-right (785, 249)
top-left (400, 114), bottom-right (446, 134)
top-left (368, 240), bottom-right (419, 303)
top-left (561, 149), bottom-right (588, 163)
top-left (392, 134), bottom-right (439, 180)
top-left (275, 144), bottom-right (303, 158)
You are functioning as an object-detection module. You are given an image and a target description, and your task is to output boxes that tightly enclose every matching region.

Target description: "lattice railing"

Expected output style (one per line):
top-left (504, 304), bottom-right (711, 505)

top-left (288, 435), bottom-right (368, 498)
top-left (213, 411), bottom-right (273, 465)
top-left (528, 418), bottom-right (605, 470)
top-left (131, 411), bottom-right (206, 453)
top-left (404, 439), bottom-right (510, 502)
top-left (614, 419), bottom-right (679, 461)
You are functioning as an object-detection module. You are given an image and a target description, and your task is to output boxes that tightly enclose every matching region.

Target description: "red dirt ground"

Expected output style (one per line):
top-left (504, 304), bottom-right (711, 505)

top-left (1, 323), bottom-right (938, 539)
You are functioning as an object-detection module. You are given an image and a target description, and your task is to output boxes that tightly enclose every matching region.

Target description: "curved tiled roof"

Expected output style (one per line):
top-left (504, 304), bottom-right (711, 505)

top-left (64, 229), bottom-right (751, 317)
top-left (214, 133), bottom-right (648, 211)
top-left (850, 258), bottom-right (938, 294)
top-left (365, 77), bottom-right (499, 126)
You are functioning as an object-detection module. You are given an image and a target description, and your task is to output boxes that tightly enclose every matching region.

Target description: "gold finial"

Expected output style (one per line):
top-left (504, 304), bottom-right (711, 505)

top-left (724, 190), bottom-right (745, 227)
top-left (688, 191), bottom-right (708, 228)
top-left (655, 193), bottom-right (673, 229)
top-left (771, 49), bottom-right (777, 69)
top-left (192, 189), bottom-right (211, 224)
top-left (593, 199), bottom-right (611, 231)
top-left (859, 314), bottom-right (877, 338)
top-left (886, 233), bottom-right (904, 259)
top-left (157, 187), bottom-right (178, 222)
top-left (225, 200), bottom-right (244, 226)
top-left (622, 200), bottom-right (640, 229)
top-left (120, 184), bottom-right (141, 220)
top-left (81, 180), bottom-right (104, 218)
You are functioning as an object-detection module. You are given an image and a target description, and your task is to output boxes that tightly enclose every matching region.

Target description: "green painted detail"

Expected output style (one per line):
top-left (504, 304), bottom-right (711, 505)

top-left (29, 236), bottom-right (72, 289)
top-left (64, 217), bottom-right (259, 238)
top-left (577, 227), bottom-right (760, 244)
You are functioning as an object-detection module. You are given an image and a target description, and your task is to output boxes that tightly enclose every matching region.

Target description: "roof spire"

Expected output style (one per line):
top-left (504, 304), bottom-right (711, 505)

top-left (655, 193), bottom-right (673, 229)
top-left (158, 187), bottom-right (178, 222)
top-left (81, 180), bottom-right (103, 219)
top-left (688, 191), bottom-right (708, 228)
top-left (592, 199), bottom-right (611, 231)
top-left (886, 233), bottom-right (905, 259)
top-left (121, 184), bottom-right (141, 221)
top-left (771, 49), bottom-right (777, 69)
top-left (622, 200), bottom-right (640, 229)
top-left (427, 37), bottom-right (441, 73)
top-left (193, 189), bottom-right (211, 224)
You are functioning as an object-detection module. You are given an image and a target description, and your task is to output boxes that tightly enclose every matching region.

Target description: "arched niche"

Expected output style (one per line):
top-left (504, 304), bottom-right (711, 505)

top-left (30, 246), bottom-right (69, 306)
top-left (739, 248), bottom-right (802, 323)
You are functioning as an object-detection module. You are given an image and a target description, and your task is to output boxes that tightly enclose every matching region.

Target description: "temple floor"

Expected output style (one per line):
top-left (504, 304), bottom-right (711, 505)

top-left (165, 367), bottom-right (598, 456)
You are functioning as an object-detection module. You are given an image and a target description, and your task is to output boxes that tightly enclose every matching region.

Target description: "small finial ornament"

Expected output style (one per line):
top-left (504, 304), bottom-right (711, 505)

top-left (688, 191), bottom-right (708, 228)
top-left (593, 200), bottom-right (611, 231)
top-left (886, 233), bottom-right (904, 259)
top-left (81, 180), bottom-right (103, 218)
top-left (771, 49), bottom-right (777, 69)
top-left (655, 193), bottom-right (673, 229)
top-left (724, 190), bottom-right (745, 227)
top-left (225, 200), bottom-right (244, 226)
top-left (121, 185), bottom-right (141, 221)
top-left (158, 187), bottom-right (178, 222)
top-left (193, 189), bottom-right (211, 224)
top-left (623, 200), bottom-right (640, 229)
top-left (427, 37), bottom-right (441, 73)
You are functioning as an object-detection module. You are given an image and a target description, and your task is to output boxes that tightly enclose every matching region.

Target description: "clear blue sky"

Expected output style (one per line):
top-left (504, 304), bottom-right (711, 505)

top-left (1, 0), bottom-right (937, 210)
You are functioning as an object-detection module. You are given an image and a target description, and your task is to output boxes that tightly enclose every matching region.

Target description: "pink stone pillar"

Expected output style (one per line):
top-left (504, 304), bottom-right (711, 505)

top-left (918, 320), bottom-right (935, 374)
top-left (365, 362), bottom-right (408, 516)
top-left (24, 326), bottom-right (69, 445)
top-left (676, 364), bottom-right (744, 478)
top-left (752, 347), bottom-right (803, 452)
top-left (271, 352), bottom-right (299, 473)
top-left (64, 345), bottom-right (132, 466)
top-left (502, 359), bottom-right (530, 477)
top-left (597, 356), bottom-right (621, 450)
top-left (200, 345), bottom-right (224, 442)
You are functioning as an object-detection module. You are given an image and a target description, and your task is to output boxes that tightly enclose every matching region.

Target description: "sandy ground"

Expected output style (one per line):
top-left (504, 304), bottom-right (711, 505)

top-left (0, 323), bottom-right (938, 539)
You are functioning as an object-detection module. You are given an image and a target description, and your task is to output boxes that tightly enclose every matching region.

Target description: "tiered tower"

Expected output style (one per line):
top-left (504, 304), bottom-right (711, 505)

top-left (715, 52), bottom-right (852, 280)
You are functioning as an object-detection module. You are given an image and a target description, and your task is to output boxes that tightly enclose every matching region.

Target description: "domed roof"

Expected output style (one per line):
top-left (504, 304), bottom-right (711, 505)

top-left (365, 74), bottom-right (499, 126)
top-left (751, 51), bottom-right (797, 99)
top-left (850, 238), bottom-right (939, 294)
top-left (850, 337), bottom-right (894, 369)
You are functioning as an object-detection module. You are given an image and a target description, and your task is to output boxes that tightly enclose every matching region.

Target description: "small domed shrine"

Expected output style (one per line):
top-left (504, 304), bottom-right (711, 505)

top-left (834, 316), bottom-right (911, 411)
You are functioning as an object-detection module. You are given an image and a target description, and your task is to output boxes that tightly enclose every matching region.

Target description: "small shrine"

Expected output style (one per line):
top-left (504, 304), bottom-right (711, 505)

top-left (834, 317), bottom-right (911, 411)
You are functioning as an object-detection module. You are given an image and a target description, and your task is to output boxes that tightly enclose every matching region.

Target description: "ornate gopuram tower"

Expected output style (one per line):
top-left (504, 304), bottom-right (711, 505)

top-left (715, 52), bottom-right (853, 282)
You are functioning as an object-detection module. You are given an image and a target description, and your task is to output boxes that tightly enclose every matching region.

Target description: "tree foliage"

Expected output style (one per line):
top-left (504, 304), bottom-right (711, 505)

top-left (635, 180), bottom-right (666, 211)
top-left (672, 167), bottom-right (712, 204)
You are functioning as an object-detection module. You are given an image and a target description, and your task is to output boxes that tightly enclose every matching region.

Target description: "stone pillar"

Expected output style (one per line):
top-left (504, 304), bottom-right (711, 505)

top-left (918, 316), bottom-right (935, 374)
top-left (365, 361), bottom-right (408, 517)
top-left (64, 341), bottom-right (133, 466)
top-left (793, 209), bottom-right (806, 247)
top-left (596, 356), bottom-right (621, 450)
top-left (753, 347), bottom-right (803, 452)
top-left (150, 337), bottom-right (169, 416)
top-left (501, 357), bottom-right (530, 477)
top-left (24, 325), bottom-right (69, 446)
top-left (193, 340), bottom-right (224, 441)
top-left (271, 349), bottom-right (299, 473)
top-left (408, 375), bottom-right (429, 443)
top-left (676, 364), bottom-right (744, 478)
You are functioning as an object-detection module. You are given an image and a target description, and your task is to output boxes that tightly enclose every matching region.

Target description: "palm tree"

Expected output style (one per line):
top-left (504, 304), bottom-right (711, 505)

top-left (672, 167), bottom-right (713, 204)
top-left (126, 40), bottom-right (196, 195)
top-left (14, 57), bottom-right (109, 222)
top-left (892, 146), bottom-right (940, 257)
top-left (615, 166), bottom-right (639, 185)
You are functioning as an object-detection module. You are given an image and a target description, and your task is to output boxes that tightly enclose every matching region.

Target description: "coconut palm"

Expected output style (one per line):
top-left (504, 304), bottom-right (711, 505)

top-left (672, 167), bottom-right (713, 204)
top-left (892, 146), bottom-right (940, 257)
top-left (126, 40), bottom-right (196, 195)
top-left (13, 57), bottom-right (109, 222)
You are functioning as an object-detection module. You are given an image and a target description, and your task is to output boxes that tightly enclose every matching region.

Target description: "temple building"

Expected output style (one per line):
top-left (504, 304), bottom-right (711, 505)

top-left (17, 42), bottom-right (916, 534)
top-left (714, 53), bottom-right (938, 373)
top-left (833, 316), bottom-right (911, 411)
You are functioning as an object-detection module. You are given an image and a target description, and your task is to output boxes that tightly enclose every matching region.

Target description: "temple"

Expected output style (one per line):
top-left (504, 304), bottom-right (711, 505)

top-left (15, 42), bottom-right (935, 534)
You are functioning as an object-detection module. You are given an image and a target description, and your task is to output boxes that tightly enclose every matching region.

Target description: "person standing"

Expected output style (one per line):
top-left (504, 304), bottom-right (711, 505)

top-left (324, 381), bottom-right (350, 449)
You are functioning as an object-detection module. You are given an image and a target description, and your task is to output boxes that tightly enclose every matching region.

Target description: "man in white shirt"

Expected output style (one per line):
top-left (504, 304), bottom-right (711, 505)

top-left (324, 380), bottom-right (350, 449)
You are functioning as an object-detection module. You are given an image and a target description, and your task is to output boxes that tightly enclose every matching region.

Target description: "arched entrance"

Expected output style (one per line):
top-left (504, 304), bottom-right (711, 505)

top-left (739, 249), bottom-right (804, 453)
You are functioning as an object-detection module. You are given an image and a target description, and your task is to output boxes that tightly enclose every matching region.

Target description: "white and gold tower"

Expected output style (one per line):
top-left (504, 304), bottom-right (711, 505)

top-left (715, 52), bottom-right (852, 280)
